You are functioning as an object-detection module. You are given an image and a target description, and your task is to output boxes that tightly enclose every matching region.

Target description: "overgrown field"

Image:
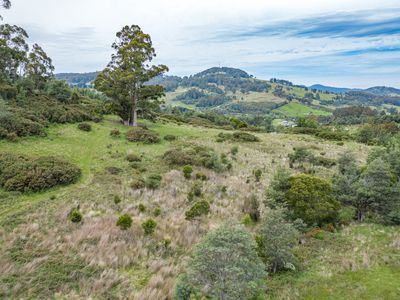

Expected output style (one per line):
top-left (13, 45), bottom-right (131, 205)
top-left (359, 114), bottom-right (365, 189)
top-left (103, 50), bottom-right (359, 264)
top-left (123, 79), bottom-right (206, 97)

top-left (0, 116), bottom-right (398, 299)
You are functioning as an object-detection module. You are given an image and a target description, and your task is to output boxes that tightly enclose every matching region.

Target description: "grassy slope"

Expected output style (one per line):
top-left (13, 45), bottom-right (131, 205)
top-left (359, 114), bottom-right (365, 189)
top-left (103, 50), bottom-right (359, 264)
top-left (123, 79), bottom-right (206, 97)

top-left (274, 102), bottom-right (332, 118)
top-left (0, 117), bottom-right (398, 299)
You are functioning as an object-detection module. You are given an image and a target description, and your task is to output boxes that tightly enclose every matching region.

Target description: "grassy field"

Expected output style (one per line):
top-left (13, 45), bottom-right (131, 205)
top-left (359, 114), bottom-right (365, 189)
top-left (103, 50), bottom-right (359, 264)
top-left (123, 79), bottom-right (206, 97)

top-left (273, 102), bottom-right (332, 118)
top-left (0, 116), bottom-right (398, 299)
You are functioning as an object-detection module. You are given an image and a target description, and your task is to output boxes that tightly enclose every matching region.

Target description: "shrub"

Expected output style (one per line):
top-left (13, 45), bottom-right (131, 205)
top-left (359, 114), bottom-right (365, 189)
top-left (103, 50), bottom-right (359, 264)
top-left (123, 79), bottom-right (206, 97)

top-left (338, 206), bottom-right (356, 225)
top-left (231, 145), bottom-right (239, 155)
top-left (110, 128), bottom-right (120, 137)
top-left (286, 174), bottom-right (340, 226)
top-left (130, 178), bottom-right (145, 189)
top-left (77, 122), bottom-right (91, 132)
top-left (257, 209), bottom-right (299, 272)
top-left (253, 169), bottom-right (262, 182)
top-left (163, 144), bottom-right (229, 172)
top-left (313, 156), bottom-right (336, 168)
top-left (241, 214), bottom-right (253, 226)
top-left (142, 218), bottom-right (157, 235)
top-left (232, 131), bottom-right (260, 142)
top-left (105, 166), bottom-right (122, 175)
top-left (116, 214), bottom-right (132, 230)
top-left (163, 134), bottom-right (177, 141)
top-left (145, 174), bottom-right (162, 189)
top-left (113, 195), bottom-right (121, 205)
top-left (126, 153), bottom-right (141, 162)
top-left (181, 224), bottom-right (266, 299)
top-left (153, 207), bottom-right (161, 217)
top-left (195, 172), bottom-right (208, 181)
top-left (0, 153), bottom-right (81, 192)
top-left (68, 208), bottom-right (82, 223)
top-left (191, 181), bottom-right (203, 197)
top-left (125, 127), bottom-right (160, 144)
top-left (182, 165), bottom-right (193, 179)
top-left (185, 200), bottom-right (210, 220)
top-left (242, 195), bottom-right (260, 222)
top-left (305, 228), bottom-right (325, 240)
top-left (138, 203), bottom-right (146, 213)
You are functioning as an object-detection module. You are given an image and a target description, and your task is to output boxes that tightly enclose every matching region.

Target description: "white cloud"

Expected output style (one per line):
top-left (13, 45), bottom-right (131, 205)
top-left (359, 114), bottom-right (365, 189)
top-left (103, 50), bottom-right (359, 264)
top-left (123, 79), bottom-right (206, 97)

top-left (2, 0), bottom-right (400, 87)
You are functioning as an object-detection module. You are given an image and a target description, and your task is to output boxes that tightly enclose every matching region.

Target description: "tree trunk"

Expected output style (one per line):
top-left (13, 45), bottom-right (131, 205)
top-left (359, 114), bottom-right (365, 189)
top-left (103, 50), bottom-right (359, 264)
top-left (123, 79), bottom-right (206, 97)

top-left (130, 87), bottom-right (138, 127)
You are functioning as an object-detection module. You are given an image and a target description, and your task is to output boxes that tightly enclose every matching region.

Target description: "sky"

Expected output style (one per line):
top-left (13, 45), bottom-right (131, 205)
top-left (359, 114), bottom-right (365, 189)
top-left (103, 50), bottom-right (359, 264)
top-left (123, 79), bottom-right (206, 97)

top-left (2, 0), bottom-right (400, 88)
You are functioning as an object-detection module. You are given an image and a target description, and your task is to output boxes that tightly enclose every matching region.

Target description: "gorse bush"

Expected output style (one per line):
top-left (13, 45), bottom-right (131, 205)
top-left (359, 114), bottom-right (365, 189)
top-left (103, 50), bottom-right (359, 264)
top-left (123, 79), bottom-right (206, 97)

top-left (77, 122), bottom-right (91, 131)
top-left (130, 178), bottom-right (145, 189)
top-left (125, 127), bottom-right (160, 143)
top-left (0, 153), bottom-right (81, 192)
top-left (142, 218), bottom-right (157, 235)
top-left (185, 200), bottom-right (210, 220)
top-left (116, 214), bottom-right (132, 230)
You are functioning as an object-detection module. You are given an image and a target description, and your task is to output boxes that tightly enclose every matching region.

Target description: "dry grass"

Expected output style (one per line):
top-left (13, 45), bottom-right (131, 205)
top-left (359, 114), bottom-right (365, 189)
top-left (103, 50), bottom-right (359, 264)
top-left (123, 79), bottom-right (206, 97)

top-left (0, 119), bottom-right (374, 299)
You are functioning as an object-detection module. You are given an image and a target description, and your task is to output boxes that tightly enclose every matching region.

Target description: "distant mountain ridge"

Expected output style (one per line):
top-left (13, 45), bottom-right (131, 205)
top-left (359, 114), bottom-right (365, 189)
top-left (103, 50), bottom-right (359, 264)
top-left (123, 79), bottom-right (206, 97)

top-left (55, 68), bottom-right (399, 98)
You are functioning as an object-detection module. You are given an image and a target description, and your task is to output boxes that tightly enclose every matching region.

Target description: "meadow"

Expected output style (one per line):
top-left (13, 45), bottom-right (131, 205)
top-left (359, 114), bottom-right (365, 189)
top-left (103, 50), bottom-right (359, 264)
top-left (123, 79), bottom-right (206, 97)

top-left (0, 117), bottom-right (399, 299)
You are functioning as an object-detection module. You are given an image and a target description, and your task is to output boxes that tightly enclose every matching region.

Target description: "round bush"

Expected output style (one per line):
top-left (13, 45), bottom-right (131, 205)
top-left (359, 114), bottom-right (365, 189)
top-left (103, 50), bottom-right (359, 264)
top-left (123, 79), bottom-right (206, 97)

top-left (185, 200), bottom-right (210, 220)
top-left (130, 178), bottom-right (145, 189)
top-left (0, 153), bottom-right (81, 192)
top-left (145, 174), bottom-right (162, 189)
top-left (142, 218), bottom-right (157, 235)
top-left (78, 122), bottom-right (91, 132)
top-left (116, 214), bottom-right (132, 230)
top-left (68, 208), bottom-right (82, 223)
top-left (183, 165), bottom-right (193, 179)
top-left (125, 127), bottom-right (160, 144)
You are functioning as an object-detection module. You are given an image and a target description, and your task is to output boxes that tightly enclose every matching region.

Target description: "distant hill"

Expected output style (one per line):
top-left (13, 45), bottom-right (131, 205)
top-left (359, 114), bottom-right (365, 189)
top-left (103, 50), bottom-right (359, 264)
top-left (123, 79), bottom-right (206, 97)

top-left (309, 84), bottom-right (352, 94)
top-left (364, 86), bottom-right (400, 97)
top-left (55, 72), bottom-right (99, 87)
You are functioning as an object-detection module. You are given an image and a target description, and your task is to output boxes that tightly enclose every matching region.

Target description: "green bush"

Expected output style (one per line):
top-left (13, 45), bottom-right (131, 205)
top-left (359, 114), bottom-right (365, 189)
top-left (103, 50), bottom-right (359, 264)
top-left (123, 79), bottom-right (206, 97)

top-left (185, 200), bottom-right (210, 220)
top-left (145, 174), bottom-right (162, 189)
top-left (142, 218), bottom-right (157, 235)
top-left (153, 207), bottom-right (161, 217)
top-left (138, 203), bottom-right (146, 213)
top-left (183, 165), bottom-right (193, 179)
top-left (130, 178), bottom-right (145, 189)
top-left (125, 127), bottom-right (160, 144)
top-left (68, 208), bottom-right (82, 223)
top-left (77, 122), bottom-right (91, 132)
top-left (126, 153), bottom-right (141, 162)
top-left (116, 214), bottom-right (132, 230)
top-left (242, 195), bottom-right (260, 222)
top-left (231, 145), bottom-right (239, 155)
top-left (232, 131), bottom-right (260, 142)
top-left (113, 195), bottom-right (122, 205)
top-left (110, 128), bottom-right (120, 137)
top-left (163, 134), bottom-right (177, 141)
top-left (253, 169), bottom-right (262, 182)
top-left (286, 174), bottom-right (340, 226)
top-left (191, 181), bottom-right (203, 197)
top-left (195, 172), bottom-right (208, 181)
top-left (338, 206), bottom-right (356, 225)
top-left (0, 153), bottom-right (81, 192)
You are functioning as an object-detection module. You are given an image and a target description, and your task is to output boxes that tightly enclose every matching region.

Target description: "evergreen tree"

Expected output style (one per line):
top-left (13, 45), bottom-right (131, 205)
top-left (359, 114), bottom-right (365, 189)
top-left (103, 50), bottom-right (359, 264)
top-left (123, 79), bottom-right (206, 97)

top-left (95, 25), bottom-right (168, 126)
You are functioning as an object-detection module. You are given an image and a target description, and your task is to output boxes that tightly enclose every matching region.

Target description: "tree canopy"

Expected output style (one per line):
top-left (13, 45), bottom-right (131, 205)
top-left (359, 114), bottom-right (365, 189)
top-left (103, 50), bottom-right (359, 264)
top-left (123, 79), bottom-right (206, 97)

top-left (95, 25), bottom-right (168, 126)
